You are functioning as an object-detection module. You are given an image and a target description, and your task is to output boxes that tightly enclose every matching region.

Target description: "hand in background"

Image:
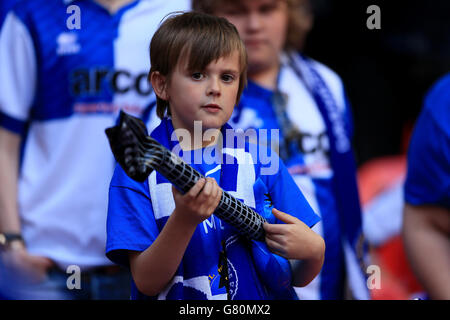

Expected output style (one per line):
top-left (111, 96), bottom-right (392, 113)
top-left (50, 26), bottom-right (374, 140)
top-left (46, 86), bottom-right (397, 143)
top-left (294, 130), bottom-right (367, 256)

top-left (1, 242), bottom-right (54, 283)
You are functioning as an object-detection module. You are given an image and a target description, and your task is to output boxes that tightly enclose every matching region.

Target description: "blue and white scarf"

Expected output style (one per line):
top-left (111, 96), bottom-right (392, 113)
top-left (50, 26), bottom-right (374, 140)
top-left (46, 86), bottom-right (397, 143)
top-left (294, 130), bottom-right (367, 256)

top-left (287, 53), bottom-right (370, 299)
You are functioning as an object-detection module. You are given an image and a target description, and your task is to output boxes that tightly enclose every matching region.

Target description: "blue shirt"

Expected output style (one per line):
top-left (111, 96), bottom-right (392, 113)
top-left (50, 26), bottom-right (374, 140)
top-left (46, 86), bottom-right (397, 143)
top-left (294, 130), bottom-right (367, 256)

top-left (106, 118), bottom-right (320, 299)
top-left (404, 73), bottom-right (450, 208)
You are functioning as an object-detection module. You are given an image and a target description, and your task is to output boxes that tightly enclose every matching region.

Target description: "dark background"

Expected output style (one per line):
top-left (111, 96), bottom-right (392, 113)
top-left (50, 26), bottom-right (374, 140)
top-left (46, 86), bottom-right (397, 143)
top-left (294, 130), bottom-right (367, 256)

top-left (304, 0), bottom-right (450, 166)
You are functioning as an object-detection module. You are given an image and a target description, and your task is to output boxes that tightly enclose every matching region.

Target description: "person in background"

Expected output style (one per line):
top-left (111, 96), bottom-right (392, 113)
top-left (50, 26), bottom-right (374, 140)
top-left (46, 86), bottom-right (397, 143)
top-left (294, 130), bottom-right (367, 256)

top-left (402, 73), bottom-right (450, 300)
top-left (0, 0), bottom-right (190, 299)
top-left (192, 0), bottom-right (369, 299)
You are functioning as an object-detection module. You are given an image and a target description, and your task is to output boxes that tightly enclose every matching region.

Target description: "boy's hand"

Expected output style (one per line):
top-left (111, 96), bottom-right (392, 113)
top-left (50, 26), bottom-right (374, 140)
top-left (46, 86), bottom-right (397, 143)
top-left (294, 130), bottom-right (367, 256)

top-left (264, 208), bottom-right (324, 261)
top-left (172, 177), bottom-right (222, 227)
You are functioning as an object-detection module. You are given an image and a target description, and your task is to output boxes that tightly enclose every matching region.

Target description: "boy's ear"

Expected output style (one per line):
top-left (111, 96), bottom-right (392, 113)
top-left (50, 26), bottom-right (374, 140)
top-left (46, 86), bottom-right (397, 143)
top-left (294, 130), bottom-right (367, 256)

top-left (150, 71), bottom-right (169, 101)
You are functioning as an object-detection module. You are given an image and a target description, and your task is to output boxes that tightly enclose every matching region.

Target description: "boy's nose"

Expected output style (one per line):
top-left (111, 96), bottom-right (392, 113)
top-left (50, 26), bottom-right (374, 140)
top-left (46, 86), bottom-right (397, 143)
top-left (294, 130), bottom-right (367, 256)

top-left (206, 78), bottom-right (221, 97)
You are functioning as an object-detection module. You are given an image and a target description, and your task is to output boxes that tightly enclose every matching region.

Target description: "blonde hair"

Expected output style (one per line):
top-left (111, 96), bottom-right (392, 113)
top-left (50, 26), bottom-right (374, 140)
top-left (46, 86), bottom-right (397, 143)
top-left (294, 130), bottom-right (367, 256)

top-left (149, 11), bottom-right (248, 119)
top-left (192, 0), bottom-right (313, 51)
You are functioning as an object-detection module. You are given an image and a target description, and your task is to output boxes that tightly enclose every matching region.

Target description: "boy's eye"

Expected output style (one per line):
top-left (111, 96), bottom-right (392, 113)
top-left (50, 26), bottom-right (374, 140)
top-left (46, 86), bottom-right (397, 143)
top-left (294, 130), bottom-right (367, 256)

top-left (191, 72), bottom-right (204, 80)
top-left (221, 74), bottom-right (235, 83)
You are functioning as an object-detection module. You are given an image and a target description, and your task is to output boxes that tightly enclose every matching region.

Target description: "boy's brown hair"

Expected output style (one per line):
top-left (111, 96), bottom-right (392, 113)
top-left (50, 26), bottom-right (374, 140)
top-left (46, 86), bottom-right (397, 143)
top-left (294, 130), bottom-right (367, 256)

top-left (192, 0), bottom-right (313, 52)
top-left (149, 11), bottom-right (248, 119)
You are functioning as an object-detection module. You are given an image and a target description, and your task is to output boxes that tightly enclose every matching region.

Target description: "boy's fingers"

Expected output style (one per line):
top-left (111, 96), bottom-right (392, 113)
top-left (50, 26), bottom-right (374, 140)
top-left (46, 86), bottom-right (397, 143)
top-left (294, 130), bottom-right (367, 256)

top-left (210, 182), bottom-right (222, 209)
top-left (263, 221), bottom-right (286, 235)
top-left (212, 178), bottom-right (222, 200)
top-left (265, 232), bottom-right (287, 251)
top-left (208, 178), bottom-right (222, 207)
top-left (271, 207), bottom-right (298, 224)
top-left (264, 231), bottom-right (285, 243)
top-left (216, 187), bottom-right (223, 202)
top-left (265, 237), bottom-right (287, 258)
top-left (203, 177), bottom-right (221, 198)
top-left (203, 177), bottom-right (214, 196)
top-left (187, 177), bottom-right (206, 197)
top-left (171, 185), bottom-right (181, 196)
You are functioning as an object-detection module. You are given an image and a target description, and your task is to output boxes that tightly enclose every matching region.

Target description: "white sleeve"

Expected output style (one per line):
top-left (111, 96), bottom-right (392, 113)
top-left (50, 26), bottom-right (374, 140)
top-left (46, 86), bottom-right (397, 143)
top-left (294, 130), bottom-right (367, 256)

top-left (0, 11), bottom-right (36, 122)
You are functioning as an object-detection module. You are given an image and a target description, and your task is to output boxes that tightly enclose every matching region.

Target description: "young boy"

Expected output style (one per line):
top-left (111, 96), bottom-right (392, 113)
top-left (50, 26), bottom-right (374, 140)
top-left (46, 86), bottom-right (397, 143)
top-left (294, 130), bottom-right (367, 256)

top-left (106, 11), bottom-right (324, 300)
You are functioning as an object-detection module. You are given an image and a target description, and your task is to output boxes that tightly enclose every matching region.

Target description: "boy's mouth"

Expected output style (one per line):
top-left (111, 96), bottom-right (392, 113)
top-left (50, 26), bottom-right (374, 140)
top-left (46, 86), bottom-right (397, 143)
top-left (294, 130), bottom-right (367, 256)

top-left (202, 104), bottom-right (221, 113)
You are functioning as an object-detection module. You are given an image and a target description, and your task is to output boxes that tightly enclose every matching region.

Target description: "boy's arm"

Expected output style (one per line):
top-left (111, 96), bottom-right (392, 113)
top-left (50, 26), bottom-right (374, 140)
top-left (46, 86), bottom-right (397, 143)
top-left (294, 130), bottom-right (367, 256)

top-left (264, 208), bottom-right (325, 287)
top-left (129, 178), bottom-right (222, 296)
top-left (289, 257), bottom-right (324, 288)
top-left (128, 206), bottom-right (199, 296)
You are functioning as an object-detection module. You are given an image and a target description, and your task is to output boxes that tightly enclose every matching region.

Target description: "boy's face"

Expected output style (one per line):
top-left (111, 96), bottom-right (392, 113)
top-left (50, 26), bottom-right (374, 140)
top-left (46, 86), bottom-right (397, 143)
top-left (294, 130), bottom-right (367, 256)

top-left (165, 50), bottom-right (241, 136)
top-left (214, 0), bottom-right (288, 74)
